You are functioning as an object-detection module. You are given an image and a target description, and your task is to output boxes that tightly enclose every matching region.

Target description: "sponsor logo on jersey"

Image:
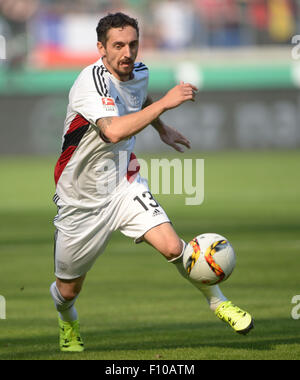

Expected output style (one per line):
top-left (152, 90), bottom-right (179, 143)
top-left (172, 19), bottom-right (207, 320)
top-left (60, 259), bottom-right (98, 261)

top-left (102, 97), bottom-right (116, 111)
top-left (152, 208), bottom-right (163, 217)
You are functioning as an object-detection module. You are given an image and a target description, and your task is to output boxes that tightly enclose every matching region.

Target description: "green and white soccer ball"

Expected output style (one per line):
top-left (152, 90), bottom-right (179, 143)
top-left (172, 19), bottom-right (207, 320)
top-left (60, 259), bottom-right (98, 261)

top-left (183, 233), bottom-right (236, 285)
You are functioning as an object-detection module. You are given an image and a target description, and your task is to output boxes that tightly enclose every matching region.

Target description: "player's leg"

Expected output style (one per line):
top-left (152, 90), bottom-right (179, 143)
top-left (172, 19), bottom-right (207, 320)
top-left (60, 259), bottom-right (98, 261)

top-left (50, 276), bottom-right (85, 352)
top-left (118, 177), bottom-right (253, 334)
top-left (50, 275), bottom-right (86, 322)
top-left (143, 222), bottom-right (183, 261)
top-left (143, 223), bottom-right (253, 334)
top-left (51, 207), bottom-right (112, 352)
top-left (143, 223), bottom-right (227, 311)
top-left (117, 179), bottom-right (228, 312)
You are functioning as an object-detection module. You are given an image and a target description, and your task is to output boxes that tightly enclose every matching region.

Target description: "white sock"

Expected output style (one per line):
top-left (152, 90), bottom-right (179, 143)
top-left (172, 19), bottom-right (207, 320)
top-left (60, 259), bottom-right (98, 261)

top-left (59, 307), bottom-right (78, 323)
top-left (169, 241), bottom-right (227, 312)
top-left (195, 284), bottom-right (227, 312)
top-left (50, 282), bottom-right (78, 322)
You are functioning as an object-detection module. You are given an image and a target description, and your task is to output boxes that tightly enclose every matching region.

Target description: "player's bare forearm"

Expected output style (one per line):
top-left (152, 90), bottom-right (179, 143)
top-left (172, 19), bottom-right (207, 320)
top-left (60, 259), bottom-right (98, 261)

top-left (97, 99), bottom-right (166, 143)
top-left (97, 82), bottom-right (197, 144)
top-left (143, 95), bottom-right (166, 133)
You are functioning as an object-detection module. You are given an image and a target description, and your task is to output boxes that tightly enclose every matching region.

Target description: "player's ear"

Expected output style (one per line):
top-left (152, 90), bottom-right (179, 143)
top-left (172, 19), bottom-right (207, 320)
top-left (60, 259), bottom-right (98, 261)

top-left (97, 41), bottom-right (106, 57)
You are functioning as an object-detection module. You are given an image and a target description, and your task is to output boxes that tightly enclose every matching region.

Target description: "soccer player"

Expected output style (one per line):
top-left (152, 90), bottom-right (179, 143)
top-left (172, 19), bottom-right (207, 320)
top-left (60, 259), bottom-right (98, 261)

top-left (50, 12), bottom-right (253, 352)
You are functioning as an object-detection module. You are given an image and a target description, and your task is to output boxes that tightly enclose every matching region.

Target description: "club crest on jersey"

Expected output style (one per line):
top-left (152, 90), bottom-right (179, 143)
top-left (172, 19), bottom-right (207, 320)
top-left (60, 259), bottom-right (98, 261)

top-left (102, 97), bottom-right (116, 111)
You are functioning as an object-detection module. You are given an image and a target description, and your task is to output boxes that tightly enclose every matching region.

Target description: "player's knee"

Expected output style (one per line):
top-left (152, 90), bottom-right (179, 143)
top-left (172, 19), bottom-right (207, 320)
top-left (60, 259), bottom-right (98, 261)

top-left (59, 288), bottom-right (80, 301)
top-left (163, 239), bottom-right (183, 261)
top-left (57, 283), bottom-right (82, 301)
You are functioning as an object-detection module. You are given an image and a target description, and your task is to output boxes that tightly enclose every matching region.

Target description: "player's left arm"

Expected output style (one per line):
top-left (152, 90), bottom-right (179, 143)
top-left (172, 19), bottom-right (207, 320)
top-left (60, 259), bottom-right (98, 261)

top-left (143, 96), bottom-right (191, 153)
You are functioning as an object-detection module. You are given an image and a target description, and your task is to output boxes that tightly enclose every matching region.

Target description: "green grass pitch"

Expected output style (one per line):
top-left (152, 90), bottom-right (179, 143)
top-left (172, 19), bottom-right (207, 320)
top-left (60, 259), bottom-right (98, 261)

top-left (0, 150), bottom-right (299, 360)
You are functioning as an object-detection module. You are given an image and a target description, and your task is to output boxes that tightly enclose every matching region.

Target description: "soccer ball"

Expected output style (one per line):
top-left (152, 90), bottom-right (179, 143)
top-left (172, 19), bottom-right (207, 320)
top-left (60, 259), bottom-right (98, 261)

top-left (183, 233), bottom-right (236, 285)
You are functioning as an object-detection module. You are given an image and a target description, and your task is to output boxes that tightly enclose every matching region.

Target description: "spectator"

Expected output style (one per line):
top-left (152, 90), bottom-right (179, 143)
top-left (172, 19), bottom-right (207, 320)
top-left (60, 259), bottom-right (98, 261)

top-left (268, 0), bottom-right (295, 43)
top-left (153, 0), bottom-right (194, 50)
top-left (248, 0), bottom-right (270, 45)
top-left (195, 0), bottom-right (242, 47)
top-left (0, 0), bottom-right (39, 68)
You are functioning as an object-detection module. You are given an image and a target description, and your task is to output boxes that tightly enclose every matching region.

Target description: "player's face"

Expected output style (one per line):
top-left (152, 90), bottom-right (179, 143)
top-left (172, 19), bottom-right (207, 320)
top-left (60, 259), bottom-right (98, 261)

top-left (98, 25), bottom-right (139, 81)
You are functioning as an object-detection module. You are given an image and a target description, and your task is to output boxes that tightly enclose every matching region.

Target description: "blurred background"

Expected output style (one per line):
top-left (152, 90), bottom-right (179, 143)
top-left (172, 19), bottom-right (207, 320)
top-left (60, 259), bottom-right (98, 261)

top-left (1, 2), bottom-right (300, 360)
top-left (0, 0), bottom-right (299, 154)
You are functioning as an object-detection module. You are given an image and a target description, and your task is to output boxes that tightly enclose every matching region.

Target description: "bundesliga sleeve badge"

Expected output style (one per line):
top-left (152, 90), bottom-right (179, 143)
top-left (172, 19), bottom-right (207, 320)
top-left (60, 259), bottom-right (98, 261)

top-left (101, 97), bottom-right (116, 112)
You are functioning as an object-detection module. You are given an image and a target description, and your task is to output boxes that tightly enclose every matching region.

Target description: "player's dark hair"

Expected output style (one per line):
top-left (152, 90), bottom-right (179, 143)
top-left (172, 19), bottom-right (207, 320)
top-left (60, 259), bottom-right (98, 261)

top-left (96, 12), bottom-right (139, 46)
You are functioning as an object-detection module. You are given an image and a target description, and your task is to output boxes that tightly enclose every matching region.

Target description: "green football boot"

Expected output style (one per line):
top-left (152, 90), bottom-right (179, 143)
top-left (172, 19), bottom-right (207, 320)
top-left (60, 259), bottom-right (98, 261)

top-left (215, 301), bottom-right (254, 335)
top-left (58, 317), bottom-right (84, 352)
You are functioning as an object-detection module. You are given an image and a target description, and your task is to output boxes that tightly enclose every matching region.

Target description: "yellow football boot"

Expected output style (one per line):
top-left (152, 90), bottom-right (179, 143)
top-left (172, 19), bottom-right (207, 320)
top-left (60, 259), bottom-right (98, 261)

top-left (215, 301), bottom-right (254, 335)
top-left (58, 317), bottom-right (84, 352)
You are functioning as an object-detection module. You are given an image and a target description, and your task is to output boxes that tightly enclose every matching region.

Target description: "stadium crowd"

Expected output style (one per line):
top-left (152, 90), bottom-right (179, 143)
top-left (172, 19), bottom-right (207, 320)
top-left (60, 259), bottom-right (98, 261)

top-left (0, 0), bottom-right (298, 68)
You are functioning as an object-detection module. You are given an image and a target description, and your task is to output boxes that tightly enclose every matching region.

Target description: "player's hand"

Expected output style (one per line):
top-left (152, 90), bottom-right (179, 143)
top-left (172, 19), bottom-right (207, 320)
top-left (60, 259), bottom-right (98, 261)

top-left (160, 81), bottom-right (198, 111)
top-left (158, 124), bottom-right (191, 153)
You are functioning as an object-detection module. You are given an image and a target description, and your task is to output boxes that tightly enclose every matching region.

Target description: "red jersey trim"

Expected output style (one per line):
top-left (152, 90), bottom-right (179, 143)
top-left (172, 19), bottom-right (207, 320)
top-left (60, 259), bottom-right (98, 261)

top-left (127, 152), bottom-right (140, 183)
top-left (67, 114), bottom-right (88, 135)
top-left (54, 145), bottom-right (77, 185)
top-left (54, 113), bottom-right (89, 185)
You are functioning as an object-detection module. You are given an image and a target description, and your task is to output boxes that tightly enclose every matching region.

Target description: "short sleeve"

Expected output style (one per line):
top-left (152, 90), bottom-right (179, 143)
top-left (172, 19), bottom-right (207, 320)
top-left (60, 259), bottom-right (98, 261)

top-left (69, 66), bottom-right (119, 127)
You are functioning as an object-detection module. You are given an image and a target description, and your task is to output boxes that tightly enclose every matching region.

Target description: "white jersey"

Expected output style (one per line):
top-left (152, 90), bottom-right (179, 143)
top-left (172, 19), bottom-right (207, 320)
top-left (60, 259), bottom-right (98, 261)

top-left (53, 58), bottom-right (149, 209)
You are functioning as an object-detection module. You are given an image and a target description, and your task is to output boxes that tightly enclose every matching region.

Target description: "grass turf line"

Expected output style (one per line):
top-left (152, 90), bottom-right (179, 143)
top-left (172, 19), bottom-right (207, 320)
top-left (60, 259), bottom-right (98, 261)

top-left (0, 151), bottom-right (299, 360)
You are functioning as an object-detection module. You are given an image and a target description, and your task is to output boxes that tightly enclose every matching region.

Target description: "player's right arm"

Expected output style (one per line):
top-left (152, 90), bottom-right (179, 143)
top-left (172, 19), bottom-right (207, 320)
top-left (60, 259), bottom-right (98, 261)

top-left (97, 81), bottom-right (197, 144)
